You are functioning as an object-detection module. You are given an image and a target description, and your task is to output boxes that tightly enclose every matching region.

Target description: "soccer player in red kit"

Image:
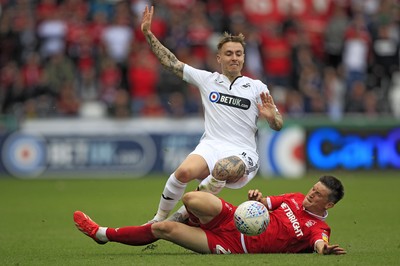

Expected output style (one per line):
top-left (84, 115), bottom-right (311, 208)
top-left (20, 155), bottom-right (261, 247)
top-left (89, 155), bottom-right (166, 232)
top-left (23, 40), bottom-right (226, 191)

top-left (74, 175), bottom-right (346, 255)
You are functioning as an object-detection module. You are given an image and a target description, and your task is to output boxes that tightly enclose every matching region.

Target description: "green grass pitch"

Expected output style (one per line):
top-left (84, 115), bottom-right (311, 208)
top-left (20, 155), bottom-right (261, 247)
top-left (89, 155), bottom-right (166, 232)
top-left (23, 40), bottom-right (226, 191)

top-left (1, 171), bottom-right (399, 265)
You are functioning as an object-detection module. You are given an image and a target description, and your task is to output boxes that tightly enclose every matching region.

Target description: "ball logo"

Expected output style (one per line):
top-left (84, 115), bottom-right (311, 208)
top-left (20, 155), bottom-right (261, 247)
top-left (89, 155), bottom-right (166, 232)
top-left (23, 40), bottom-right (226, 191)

top-left (1, 132), bottom-right (47, 178)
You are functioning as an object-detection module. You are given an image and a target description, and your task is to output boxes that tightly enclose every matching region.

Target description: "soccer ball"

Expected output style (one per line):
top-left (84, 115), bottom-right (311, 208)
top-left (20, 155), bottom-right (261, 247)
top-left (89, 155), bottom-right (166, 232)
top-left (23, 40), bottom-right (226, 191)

top-left (234, 200), bottom-right (270, 236)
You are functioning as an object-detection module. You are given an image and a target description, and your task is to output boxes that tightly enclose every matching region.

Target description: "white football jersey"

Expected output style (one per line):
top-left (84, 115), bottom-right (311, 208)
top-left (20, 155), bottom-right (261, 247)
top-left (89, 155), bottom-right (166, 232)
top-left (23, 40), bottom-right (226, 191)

top-left (183, 64), bottom-right (272, 152)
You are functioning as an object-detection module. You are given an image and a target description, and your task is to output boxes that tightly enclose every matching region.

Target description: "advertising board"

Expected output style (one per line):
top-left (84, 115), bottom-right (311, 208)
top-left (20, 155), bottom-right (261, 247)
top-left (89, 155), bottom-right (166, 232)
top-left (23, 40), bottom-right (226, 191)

top-left (0, 118), bottom-right (398, 179)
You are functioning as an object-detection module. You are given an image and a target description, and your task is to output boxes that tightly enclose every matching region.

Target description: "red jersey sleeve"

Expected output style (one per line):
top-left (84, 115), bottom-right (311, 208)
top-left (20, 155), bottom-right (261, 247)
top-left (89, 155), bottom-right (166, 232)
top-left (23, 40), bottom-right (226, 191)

top-left (266, 193), bottom-right (297, 210)
top-left (310, 226), bottom-right (331, 252)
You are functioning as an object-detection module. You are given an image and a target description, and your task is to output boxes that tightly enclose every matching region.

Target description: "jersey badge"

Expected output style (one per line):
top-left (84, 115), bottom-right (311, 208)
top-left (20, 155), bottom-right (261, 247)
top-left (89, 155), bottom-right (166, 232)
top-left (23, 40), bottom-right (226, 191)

top-left (241, 83), bottom-right (251, 89)
top-left (305, 220), bottom-right (316, 228)
top-left (322, 232), bottom-right (329, 243)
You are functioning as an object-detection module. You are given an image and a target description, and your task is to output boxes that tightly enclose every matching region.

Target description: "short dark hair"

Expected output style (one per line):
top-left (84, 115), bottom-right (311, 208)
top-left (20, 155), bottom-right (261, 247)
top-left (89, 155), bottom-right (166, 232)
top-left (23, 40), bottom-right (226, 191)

top-left (217, 32), bottom-right (246, 51)
top-left (319, 175), bottom-right (344, 204)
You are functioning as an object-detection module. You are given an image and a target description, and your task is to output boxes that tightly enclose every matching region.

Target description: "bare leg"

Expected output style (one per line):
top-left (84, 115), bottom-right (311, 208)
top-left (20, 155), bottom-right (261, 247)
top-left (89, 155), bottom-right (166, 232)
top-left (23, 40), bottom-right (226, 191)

top-left (152, 191), bottom-right (223, 253)
top-left (182, 191), bottom-right (222, 224)
top-left (198, 156), bottom-right (246, 193)
top-left (167, 156), bottom-right (243, 223)
top-left (152, 221), bottom-right (210, 254)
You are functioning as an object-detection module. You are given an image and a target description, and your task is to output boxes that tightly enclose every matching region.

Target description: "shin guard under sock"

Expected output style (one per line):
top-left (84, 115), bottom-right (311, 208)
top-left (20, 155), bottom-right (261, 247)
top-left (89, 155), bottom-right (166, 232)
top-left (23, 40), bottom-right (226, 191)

top-left (106, 224), bottom-right (157, 246)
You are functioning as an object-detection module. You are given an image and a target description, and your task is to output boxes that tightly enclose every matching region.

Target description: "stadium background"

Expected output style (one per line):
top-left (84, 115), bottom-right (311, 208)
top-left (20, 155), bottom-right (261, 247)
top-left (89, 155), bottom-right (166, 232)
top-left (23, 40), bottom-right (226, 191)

top-left (0, 0), bottom-right (399, 179)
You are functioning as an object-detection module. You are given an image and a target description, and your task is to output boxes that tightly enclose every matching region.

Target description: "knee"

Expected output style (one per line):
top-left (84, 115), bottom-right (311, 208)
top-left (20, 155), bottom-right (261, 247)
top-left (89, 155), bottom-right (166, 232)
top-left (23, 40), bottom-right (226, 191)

top-left (212, 156), bottom-right (245, 183)
top-left (182, 191), bottom-right (197, 206)
top-left (182, 191), bottom-right (207, 213)
top-left (151, 221), bottom-right (176, 239)
top-left (175, 166), bottom-right (193, 183)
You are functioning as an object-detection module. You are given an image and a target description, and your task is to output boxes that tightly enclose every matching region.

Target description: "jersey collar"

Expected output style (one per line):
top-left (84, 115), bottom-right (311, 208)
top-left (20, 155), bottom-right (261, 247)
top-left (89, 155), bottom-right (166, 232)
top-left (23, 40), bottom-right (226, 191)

top-left (303, 207), bottom-right (328, 221)
top-left (217, 74), bottom-right (243, 85)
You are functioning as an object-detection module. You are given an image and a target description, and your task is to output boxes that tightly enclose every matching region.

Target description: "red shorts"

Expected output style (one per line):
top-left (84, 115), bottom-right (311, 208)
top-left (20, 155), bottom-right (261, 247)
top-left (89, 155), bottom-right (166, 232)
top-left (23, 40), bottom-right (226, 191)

top-left (201, 198), bottom-right (245, 254)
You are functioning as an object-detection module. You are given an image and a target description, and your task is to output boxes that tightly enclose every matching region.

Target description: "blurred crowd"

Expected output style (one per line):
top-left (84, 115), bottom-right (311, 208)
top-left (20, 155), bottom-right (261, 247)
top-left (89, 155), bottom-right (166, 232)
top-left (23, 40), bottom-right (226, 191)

top-left (0, 0), bottom-right (399, 121)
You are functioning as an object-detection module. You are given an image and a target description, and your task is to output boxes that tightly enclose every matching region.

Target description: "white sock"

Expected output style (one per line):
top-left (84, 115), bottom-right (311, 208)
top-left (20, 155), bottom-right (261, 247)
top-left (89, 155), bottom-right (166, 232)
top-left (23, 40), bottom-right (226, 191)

top-left (197, 175), bottom-right (226, 194)
top-left (96, 227), bottom-right (109, 242)
top-left (154, 173), bottom-right (187, 221)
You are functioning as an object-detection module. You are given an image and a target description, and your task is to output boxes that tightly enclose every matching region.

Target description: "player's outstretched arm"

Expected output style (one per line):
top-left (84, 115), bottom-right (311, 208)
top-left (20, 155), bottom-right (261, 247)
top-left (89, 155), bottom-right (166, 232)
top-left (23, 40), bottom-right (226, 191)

top-left (141, 5), bottom-right (184, 79)
top-left (257, 92), bottom-right (283, 131)
top-left (315, 241), bottom-right (347, 255)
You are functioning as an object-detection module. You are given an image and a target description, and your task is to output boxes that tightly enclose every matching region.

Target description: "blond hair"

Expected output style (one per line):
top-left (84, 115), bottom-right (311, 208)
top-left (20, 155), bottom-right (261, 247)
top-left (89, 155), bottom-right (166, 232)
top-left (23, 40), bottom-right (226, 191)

top-left (217, 32), bottom-right (246, 51)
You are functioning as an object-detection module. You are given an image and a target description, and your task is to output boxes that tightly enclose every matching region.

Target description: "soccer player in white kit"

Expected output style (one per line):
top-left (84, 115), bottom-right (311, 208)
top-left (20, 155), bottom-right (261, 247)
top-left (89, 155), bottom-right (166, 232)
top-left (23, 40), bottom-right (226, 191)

top-left (141, 6), bottom-right (283, 223)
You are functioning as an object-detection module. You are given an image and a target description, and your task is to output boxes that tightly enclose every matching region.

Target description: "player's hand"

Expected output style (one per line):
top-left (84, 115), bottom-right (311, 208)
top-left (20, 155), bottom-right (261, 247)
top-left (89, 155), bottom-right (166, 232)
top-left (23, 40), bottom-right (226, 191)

top-left (257, 92), bottom-right (283, 131)
top-left (322, 244), bottom-right (347, 255)
top-left (248, 189), bottom-right (263, 201)
top-left (141, 5), bottom-right (154, 34)
top-left (257, 92), bottom-right (277, 120)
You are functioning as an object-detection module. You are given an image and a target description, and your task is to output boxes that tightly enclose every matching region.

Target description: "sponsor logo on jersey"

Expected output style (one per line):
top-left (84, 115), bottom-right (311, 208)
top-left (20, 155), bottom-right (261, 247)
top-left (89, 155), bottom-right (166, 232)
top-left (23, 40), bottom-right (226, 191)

top-left (291, 198), bottom-right (300, 210)
top-left (209, 91), bottom-right (250, 110)
top-left (281, 202), bottom-right (304, 237)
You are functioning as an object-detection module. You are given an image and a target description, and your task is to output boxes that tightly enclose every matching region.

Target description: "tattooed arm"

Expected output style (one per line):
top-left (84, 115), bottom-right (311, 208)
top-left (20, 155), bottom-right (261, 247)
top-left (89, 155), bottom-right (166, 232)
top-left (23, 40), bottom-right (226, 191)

top-left (141, 6), bottom-right (184, 79)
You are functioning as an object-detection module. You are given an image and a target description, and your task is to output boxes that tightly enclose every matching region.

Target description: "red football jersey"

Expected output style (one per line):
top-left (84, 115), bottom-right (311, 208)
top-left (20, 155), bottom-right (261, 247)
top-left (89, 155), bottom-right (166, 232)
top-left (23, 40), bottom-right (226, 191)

top-left (244, 192), bottom-right (331, 253)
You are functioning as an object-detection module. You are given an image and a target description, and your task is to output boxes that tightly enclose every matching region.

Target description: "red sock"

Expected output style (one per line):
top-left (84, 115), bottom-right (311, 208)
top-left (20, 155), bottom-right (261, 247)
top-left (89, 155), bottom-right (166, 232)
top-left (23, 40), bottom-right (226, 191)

top-left (106, 224), bottom-right (158, 246)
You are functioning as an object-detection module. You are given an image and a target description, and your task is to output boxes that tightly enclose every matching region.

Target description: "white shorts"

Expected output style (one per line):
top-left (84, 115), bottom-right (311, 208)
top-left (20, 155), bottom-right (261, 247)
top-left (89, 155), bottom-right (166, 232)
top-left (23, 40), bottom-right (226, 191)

top-left (190, 140), bottom-right (259, 189)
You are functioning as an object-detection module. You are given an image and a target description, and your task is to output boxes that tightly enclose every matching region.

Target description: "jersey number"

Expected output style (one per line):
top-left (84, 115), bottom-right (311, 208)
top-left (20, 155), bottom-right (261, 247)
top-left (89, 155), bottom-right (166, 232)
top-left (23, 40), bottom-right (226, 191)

top-left (215, 245), bottom-right (232, 254)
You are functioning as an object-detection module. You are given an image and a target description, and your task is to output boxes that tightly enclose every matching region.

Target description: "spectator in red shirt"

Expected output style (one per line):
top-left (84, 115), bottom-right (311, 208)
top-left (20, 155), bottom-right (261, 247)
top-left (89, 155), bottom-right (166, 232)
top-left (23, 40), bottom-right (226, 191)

top-left (98, 57), bottom-right (122, 108)
top-left (186, 2), bottom-right (213, 61)
top-left (260, 23), bottom-right (292, 87)
top-left (140, 93), bottom-right (167, 117)
top-left (65, 6), bottom-right (90, 63)
top-left (56, 82), bottom-right (81, 116)
top-left (88, 10), bottom-right (109, 48)
top-left (127, 49), bottom-right (159, 115)
top-left (20, 52), bottom-right (44, 98)
top-left (36, 0), bottom-right (59, 23)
